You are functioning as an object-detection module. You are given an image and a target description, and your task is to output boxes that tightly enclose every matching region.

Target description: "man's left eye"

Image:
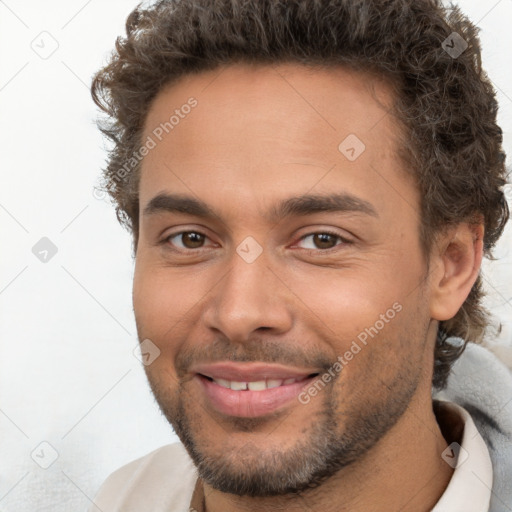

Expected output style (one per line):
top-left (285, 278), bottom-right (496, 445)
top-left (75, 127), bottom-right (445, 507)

top-left (297, 232), bottom-right (345, 250)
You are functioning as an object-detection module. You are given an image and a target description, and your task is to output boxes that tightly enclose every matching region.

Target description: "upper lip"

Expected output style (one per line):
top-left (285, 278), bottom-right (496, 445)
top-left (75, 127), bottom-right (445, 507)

top-left (192, 362), bottom-right (319, 381)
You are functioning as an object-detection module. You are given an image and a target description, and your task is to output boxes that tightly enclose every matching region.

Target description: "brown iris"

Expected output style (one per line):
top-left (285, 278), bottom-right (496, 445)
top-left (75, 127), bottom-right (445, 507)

top-left (312, 233), bottom-right (338, 249)
top-left (181, 232), bottom-right (205, 249)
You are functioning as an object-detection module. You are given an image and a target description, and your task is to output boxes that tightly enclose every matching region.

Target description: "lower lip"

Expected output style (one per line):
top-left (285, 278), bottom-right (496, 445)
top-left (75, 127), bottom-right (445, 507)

top-left (197, 375), bottom-right (316, 418)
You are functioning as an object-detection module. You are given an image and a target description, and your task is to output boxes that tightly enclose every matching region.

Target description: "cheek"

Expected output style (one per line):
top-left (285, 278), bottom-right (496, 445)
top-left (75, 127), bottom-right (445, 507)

top-left (326, 299), bottom-right (427, 402)
top-left (132, 262), bottom-right (185, 350)
top-left (282, 253), bottom-right (427, 367)
top-left (284, 265), bottom-right (403, 336)
top-left (133, 262), bottom-right (164, 333)
top-left (133, 265), bottom-right (190, 382)
top-left (132, 258), bottom-right (219, 361)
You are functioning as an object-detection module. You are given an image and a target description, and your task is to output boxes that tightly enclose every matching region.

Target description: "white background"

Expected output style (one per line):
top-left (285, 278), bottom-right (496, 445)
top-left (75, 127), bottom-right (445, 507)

top-left (0, 1), bottom-right (511, 511)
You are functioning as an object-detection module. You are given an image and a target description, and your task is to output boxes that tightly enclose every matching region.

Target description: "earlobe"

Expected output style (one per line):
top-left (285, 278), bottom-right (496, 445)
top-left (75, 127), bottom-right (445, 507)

top-left (429, 223), bottom-right (484, 321)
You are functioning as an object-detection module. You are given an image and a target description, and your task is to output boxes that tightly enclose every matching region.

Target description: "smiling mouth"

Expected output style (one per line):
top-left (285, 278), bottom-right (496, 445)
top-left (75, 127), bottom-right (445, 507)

top-left (192, 362), bottom-right (323, 417)
top-left (198, 373), bottom-right (320, 391)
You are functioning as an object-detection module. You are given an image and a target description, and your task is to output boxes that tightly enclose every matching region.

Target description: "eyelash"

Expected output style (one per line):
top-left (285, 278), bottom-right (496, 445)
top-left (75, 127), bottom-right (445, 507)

top-left (160, 230), bottom-right (350, 253)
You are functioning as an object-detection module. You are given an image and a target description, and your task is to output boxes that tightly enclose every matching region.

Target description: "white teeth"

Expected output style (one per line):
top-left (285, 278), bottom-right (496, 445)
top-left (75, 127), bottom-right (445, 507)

top-left (215, 378), bottom-right (231, 389)
top-left (247, 380), bottom-right (267, 391)
top-left (210, 377), bottom-right (300, 390)
top-left (230, 381), bottom-right (248, 391)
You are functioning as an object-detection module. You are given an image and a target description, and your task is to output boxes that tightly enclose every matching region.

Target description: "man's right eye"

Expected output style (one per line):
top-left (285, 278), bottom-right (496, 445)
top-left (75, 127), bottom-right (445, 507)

top-left (164, 231), bottom-right (210, 250)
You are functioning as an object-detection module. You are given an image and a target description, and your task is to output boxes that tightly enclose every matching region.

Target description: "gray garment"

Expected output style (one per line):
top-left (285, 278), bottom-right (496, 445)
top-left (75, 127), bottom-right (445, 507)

top-left (435, 341), bottom-right (512, 512)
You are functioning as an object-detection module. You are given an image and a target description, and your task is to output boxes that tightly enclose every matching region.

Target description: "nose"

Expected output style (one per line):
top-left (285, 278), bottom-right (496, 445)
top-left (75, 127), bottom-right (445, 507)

top-left (202, 249), bottom-right (293, 343)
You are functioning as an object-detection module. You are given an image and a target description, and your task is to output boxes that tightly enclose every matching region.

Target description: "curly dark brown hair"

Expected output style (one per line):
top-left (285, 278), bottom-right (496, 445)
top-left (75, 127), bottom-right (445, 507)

top-left (91, 0), bottom-right (509, 389)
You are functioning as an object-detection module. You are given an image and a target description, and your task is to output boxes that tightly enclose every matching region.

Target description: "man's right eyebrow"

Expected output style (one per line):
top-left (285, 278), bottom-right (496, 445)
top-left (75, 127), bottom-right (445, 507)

top-left (142, 193), bottom-right (216, 219)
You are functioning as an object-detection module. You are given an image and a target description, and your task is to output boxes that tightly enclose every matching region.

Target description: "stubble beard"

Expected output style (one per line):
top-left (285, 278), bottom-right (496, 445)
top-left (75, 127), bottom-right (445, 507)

top-left (146, 352), bottom-right (421, 498)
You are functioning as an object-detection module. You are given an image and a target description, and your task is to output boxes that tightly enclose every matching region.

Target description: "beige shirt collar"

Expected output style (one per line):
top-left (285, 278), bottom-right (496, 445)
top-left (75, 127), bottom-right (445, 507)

top-left (431, 400), bottom-right (493, 512)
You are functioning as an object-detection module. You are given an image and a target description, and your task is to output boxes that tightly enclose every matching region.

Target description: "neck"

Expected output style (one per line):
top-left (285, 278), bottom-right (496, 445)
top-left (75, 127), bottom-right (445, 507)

top-left (203, 383), bottom-right (453, 512)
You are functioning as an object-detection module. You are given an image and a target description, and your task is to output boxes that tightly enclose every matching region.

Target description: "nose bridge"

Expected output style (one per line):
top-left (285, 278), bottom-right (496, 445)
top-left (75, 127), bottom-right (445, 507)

top-left (204, 248), bottom-right (292, 341)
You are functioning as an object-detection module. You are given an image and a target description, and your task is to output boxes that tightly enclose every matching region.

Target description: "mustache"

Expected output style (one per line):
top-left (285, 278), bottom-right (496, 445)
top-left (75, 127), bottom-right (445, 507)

top-left (174, 338), bottom-right (335, 378)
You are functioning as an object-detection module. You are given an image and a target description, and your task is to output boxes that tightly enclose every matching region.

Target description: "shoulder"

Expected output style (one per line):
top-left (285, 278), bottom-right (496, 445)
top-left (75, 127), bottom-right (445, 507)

top-left (437, 342), bottom-right (512, 511)
top-left (90, 442), bottom-right (198, 512)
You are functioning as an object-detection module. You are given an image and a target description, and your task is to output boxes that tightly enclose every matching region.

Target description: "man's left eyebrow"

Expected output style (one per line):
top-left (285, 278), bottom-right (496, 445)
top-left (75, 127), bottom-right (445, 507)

top-left (267, 193), bottom-right (379, 222)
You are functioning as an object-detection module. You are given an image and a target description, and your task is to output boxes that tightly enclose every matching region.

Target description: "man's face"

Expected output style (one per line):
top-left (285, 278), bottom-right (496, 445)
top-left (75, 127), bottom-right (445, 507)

top-left (133, 64), bottom-right (435, 496)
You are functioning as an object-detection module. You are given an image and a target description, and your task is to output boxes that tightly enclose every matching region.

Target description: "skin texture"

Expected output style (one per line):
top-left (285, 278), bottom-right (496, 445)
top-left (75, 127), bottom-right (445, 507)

top-left (132, 63), bottom-right (483, 512)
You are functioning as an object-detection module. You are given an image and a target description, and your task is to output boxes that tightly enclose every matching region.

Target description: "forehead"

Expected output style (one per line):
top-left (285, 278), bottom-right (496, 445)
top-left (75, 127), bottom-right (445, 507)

top-left (139, 63), bottom-right (414, 219)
